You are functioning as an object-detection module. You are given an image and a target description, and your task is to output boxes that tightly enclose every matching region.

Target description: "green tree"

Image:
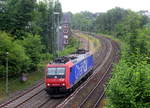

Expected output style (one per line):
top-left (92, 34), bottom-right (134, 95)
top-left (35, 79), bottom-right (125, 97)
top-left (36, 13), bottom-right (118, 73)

top-left (18, 34), bottom-right (44, 71)
top-left (0, 31), bottom-right (29, 77)
top-left (0, 0), bottom-right (36, 39)
top-left (106, 59), bottom-right (150, 108)
top-left (96, 7), bottom-right (128, 34)
top-left (71, 11), bottom-right (97, 32)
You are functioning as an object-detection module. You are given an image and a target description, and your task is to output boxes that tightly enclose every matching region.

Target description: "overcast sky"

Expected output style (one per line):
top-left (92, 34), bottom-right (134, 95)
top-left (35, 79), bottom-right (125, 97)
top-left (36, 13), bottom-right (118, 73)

top-left (59, 0), bottom-right (150, 13)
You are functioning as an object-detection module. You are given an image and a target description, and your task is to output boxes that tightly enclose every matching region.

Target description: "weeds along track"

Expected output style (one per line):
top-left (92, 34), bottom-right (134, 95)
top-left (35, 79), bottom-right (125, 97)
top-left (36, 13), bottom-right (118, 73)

top-left (56, 35), bottom-right (120, 108)
top-left (0, 34), bottom-right (119, 108)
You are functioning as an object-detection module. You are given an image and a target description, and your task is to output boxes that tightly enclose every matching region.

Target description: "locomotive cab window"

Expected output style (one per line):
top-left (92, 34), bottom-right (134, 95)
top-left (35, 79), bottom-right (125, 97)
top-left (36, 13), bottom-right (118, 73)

top-left (47, 67), bottom-right (66, 78)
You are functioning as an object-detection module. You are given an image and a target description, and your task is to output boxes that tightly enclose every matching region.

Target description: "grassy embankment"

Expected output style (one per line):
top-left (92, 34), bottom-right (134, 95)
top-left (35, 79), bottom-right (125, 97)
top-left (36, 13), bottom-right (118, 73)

top-left (0, 70), bottom-right (44, 101)
top-left (74, 32), bottom-right (101, 53)
top-left (97, 33), bottom-right (121, 43)
top-left (59, 36), bottom-right (80, 56)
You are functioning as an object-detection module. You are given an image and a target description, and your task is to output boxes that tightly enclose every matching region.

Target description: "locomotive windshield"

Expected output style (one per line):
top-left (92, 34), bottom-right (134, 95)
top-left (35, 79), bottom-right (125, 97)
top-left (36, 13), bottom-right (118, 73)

top-left (47, 67), bottom-right (66, 78)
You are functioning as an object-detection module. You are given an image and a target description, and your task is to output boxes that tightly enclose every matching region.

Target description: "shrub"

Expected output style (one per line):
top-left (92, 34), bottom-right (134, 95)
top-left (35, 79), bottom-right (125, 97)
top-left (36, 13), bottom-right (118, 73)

top-left (18, 34), bottom-right (44, 71)
top-left (106, 52), bottom-right (150, 108)
top-left (0, 31), bottom-right (29, 77)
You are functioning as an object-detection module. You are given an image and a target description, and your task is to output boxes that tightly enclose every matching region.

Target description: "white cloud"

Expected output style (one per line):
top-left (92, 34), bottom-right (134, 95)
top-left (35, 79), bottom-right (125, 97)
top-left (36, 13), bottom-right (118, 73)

top-left (59, 0), bottom-right (150, 13)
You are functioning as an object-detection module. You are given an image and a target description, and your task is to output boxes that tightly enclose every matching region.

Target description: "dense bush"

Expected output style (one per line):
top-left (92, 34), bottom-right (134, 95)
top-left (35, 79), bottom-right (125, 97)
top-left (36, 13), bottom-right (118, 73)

top-left (0, 32), bottom-right (29, 77)
top-left (106, 51), bottom-right (150, 108)
top-left (0, 31), bottom-right (46, 77)
top-left (17, 34), bottom-right (44, 71)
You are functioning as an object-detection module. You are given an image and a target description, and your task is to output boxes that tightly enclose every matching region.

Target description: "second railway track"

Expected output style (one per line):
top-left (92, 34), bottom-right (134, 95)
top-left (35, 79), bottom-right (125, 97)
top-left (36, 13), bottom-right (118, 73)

top-left (78, 39), bottom-right (120, 108)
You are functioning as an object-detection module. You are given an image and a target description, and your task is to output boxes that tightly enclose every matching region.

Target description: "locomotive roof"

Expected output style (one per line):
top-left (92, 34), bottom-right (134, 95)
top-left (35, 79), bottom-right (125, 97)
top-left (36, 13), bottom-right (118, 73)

top-left (69, 53), bottom-right (90, 64)
top-left (50, 53), bottom-right (91, 65)
top-left (49, 49), bottom-right (91, 65)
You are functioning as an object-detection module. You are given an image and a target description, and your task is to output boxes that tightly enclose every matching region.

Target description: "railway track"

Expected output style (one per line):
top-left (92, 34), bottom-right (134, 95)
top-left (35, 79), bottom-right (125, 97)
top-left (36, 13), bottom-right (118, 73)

top-left (0, 33), bottom-right (120, 108)
top-left (77, 40), bottom-right (120, 108)
top-left (0, 82), bottom-right (45, 108)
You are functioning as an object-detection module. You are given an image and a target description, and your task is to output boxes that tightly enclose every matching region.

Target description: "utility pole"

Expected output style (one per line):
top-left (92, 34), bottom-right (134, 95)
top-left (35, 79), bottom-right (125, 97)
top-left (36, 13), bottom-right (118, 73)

top-left (54, 12), bottom-right (60, 57)
top-left (52, 12), bottom-right (57, 56)
top-left (57, 13), bottom-right (60, 57)
top-left (6, 52), bottom-right (9, 96)
top-left (86, 17), bottom-right (90, 51)
top-left (53, 13), bottom-right (56, 56)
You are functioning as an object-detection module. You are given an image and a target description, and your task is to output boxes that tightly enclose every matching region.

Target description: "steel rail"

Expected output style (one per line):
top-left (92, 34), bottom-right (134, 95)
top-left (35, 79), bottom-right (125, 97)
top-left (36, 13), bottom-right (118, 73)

top-left (93, 41), bottom-right (120, 108)
top-left (78, 57), bottom-right (113, 108)
top-left (0, 82), bottom-right (44, 108)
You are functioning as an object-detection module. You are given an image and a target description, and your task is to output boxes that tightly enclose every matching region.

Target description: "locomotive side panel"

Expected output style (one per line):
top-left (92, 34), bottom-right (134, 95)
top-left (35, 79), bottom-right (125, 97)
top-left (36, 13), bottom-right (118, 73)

top-left (69, 55), bottom-right (94, 87)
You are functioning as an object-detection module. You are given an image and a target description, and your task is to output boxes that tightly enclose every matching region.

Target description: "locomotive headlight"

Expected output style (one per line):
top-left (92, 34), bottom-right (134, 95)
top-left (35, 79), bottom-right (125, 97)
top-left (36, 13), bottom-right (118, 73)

top-left (47, 83), bottom-right (50, 86)
top-left (62, 83), bottom-right (65, 86)
top-left (59, 79), bottom-right (65, 81)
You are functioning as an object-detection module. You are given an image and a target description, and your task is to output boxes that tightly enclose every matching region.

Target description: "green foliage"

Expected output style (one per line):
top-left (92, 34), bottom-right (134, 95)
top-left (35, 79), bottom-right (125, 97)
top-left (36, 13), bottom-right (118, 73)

top-left (0, 0), bottom-right (62, 53)
top-left (0, 31), bottom-right (29, 77)
top-left (137, 28), bottom-right (150, 63)
top-left (34, 1), bottom-right (53, 53)
top-left (95, 8), bottom-right (149, 40)
top-left (67, 36), bottom-right (79, 48)
top-left (59, 47), bottom-right (76, 57)
top-left (105, 26), bottom-right (150, 108)
top-left (41, 53), bottom-right (54, 62)
top-left (17, 34), bottom-right (44, 71)
top-left (71, 11), bottom-right (97, 32)
top-left (0, 0), bottom-right (36, 39)
top-left (59, 37), bottom-right (79, 56)
top-left (96, 7), bottom-right (128, 34)
top-left (0, 0), bottom-right (63, 77)
top-left (106, 58), bottom-right (150, 108)
top-left (114, 11), bottom-right (147, 40)
top-left (137, 28), bottom-right (150, 53)
top-left (0, 0), bottom-right (65, 98)
top-left (96, 8), bottom-right (150, 108)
